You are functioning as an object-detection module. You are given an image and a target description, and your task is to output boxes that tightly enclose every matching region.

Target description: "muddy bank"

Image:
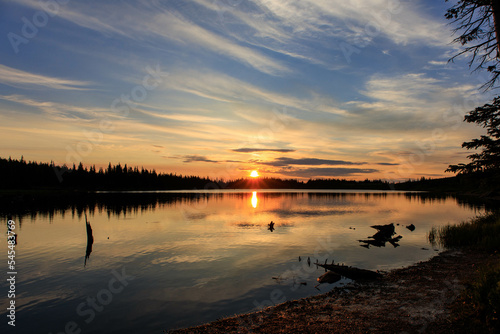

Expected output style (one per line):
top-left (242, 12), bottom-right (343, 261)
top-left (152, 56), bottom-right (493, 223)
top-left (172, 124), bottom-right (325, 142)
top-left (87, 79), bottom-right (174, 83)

top-left (168, 250), bottom-right (498, 333)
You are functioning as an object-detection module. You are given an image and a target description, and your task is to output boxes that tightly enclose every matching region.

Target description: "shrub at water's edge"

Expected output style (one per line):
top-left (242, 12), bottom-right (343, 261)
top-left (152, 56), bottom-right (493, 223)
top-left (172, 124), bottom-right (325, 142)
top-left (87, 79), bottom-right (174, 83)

top-left (429, 212), bottom-right (500, 332)
top-left (428, 212), bottom-right (500, 252)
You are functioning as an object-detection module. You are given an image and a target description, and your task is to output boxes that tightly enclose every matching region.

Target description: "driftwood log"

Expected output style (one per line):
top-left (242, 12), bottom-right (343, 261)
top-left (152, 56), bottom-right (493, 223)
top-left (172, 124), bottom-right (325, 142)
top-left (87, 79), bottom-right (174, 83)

top-left (317, 271), bottom-right (342, 284)
top-left (315, 263), bottom-right (382, 281)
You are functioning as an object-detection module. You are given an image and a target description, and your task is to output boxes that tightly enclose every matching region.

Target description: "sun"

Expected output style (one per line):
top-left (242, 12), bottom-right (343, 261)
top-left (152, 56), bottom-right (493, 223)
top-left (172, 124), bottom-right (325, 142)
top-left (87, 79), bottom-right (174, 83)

top-left (250, 170), bottom-right (259, 178)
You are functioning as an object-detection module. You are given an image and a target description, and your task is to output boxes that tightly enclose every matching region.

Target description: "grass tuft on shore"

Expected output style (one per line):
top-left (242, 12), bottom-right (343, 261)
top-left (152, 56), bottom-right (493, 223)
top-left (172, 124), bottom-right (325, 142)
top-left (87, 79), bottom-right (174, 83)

top-left (428, 212), bottom-right (500, 252)
top-left (429, 211), bottom-right (500, 332)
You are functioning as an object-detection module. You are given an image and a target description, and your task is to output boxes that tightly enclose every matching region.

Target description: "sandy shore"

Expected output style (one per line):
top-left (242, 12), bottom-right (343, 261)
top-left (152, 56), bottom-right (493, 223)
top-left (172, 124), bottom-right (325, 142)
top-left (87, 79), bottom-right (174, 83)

top-left (168, 250), bottom-right (497, 333)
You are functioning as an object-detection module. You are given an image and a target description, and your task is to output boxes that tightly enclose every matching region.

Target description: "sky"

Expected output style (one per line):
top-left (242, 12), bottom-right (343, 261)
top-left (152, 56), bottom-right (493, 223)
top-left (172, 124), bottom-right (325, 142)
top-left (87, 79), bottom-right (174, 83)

top-left (0, 0), bottom-right (497, 182)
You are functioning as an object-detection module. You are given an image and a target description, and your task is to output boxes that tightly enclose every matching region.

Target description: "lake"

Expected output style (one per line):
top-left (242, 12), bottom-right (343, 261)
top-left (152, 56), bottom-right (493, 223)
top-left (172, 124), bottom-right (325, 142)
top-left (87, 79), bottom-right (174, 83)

top-left (0, 190), bottom-right (488, 333)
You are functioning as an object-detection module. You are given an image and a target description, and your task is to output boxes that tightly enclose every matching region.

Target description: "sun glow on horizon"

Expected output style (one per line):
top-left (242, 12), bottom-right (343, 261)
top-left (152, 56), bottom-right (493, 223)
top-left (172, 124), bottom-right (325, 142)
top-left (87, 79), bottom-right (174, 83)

top-left (250, 170), bottom-right (259, 178)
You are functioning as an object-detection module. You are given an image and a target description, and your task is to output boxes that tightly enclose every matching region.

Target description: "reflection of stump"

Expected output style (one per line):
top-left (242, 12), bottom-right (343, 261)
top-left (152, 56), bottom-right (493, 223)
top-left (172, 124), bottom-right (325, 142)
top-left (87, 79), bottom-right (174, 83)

top-left (85, 214), bottom-right (94, 267)
top-left (317, 271), bottom-right (341, 284)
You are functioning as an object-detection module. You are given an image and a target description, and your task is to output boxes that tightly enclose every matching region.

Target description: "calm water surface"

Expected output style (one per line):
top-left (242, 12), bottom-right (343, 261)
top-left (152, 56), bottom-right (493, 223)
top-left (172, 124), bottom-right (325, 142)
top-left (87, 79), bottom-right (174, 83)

top-left (0, 190), bottom-right (487, 333)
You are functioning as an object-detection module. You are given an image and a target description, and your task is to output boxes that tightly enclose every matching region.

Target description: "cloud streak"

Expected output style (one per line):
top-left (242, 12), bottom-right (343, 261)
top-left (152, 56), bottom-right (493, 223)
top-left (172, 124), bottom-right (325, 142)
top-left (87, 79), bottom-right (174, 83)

top-left (260, 157), bottom-right (367, 167)
top-left (0, 94), bottom-right (104, 121)
top-left (0, 65), bottom-right (91, 90)
top-left (10, 0), bottom-right (288, 76)
top-left (180, 155), bottom-right (219, 163)
top-left (233, 148), bottom-right (295, 153)
top-left (279, 167), bottom-right (379, 178)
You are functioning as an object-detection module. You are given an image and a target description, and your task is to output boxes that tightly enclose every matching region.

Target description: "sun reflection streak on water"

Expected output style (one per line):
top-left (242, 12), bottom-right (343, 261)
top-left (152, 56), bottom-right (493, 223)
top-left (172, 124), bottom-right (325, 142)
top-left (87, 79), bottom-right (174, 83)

top-left (251, 191), bottom-right (258, 208)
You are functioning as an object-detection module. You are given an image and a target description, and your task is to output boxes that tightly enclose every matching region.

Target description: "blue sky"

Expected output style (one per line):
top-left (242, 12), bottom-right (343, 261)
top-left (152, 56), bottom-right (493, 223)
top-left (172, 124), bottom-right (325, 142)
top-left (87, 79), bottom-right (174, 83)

top-left (0, 0), bottom-right (496, 181)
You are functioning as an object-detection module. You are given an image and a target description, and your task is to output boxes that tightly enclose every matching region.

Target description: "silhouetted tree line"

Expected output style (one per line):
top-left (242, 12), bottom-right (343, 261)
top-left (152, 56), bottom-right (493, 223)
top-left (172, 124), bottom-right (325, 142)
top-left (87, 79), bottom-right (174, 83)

top-left (1, 157), bottom-right (398, 191)
top-left (394, 174), bottom-right (500, 197)
top-left (394, 176), bottom-right (464, 191)
top-left (225, 177), bottom-right (307, 189)
top-left (306, 178), bottom-right (391, 190)
top-left (0, 157), bottom-right (213, 190)
top-left (226, 177), bottom-right (399, 190)
top-left (1, 156), bottom-right (484, 192)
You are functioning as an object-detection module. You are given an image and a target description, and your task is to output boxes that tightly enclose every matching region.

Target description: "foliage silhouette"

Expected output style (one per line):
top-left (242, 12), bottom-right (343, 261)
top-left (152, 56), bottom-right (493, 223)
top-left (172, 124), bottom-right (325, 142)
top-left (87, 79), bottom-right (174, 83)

top-left (0, 157), bottom-right (214, 190)
top-left (446, 0), bottom-right (500, 90)
top-left (0, 156), bottom-right (400, 191)
top-left (447, 96), bottom-right (500, 180)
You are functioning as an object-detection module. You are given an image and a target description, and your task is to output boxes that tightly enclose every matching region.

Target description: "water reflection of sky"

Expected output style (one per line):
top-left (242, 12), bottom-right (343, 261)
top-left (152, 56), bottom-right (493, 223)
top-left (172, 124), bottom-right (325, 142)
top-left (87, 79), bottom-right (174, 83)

top-left (0, 191), bottom-right (486, 333)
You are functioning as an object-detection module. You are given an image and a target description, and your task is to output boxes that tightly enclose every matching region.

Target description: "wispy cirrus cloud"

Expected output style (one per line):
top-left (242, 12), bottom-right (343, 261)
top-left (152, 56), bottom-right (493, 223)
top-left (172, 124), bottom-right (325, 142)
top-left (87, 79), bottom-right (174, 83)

top-left (167, 154), bottom-right (221, 164)
top-left (376, 162), bottom-right (399, 166)
top-left (249, 0), bottom-right (450, 46)
top-left (233, 148), bottom-right (295, 153)
top-left (9, 0), bottom-right (288, 76)
top-left (162, 69), bottom-right (302, 107)
top-left (136, 108), bottom-right (233, 124)
top-left (144, 10), bottom-right (288, 75)
top-left (0, 94), bottom-right (103, 121)
top-left (181, 155), bottom-right (219, 163)
top-left (0, 65), bottom-right (91, 90)
top-left (190, 0), bottom-right (452, 72)
top-left (159, 69), bottom-right (347, 122)
top-left (342, 72), bottom-right (482, 132)
top-left (260, 157), bottom-right (367, 167)
top-left (428, 60), bottom-right (448, 66)
top-left (279, 167), bottom-right (379, 178)
top-left (170, 154), bottom-right (243, 164)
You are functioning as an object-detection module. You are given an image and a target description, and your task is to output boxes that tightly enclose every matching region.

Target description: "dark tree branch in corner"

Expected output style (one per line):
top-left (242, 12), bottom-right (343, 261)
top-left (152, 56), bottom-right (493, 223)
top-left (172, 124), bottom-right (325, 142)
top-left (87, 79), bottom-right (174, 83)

top-left (446, 0), bottom-right (500, 90)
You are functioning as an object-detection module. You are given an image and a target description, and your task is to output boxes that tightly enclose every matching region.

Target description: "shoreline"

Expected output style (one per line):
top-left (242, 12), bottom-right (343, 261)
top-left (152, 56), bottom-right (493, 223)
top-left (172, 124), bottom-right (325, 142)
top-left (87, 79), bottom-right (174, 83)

top-left (168, 249), bottom-right (498, 333)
